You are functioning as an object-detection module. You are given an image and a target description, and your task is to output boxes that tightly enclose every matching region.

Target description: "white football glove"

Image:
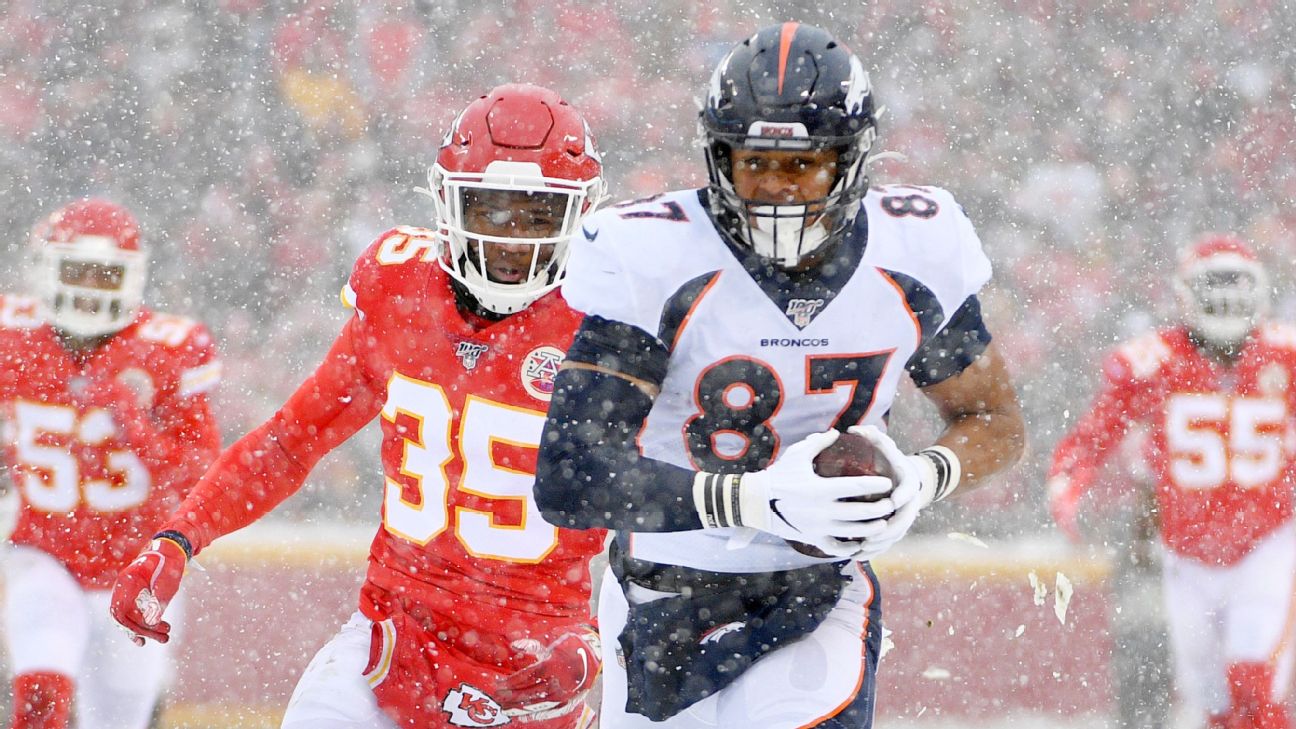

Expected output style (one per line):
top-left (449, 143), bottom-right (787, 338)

top-left (693, 430), bottom-right (900, 558)
top-left (845, 425), bottom-right (962, 562)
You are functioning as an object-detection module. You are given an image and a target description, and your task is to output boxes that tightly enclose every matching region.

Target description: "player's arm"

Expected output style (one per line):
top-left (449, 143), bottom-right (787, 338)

top-left (1045, 354), bottom-right (1143, 540)
top-left (535, 316), bottom-right (899, 557)
top-left (161, 315), bottom-right (384, 555)
top-left (825, 297), bottom-right (1024, 561)
top-left (916, 340), bottom-right (1024, 494)
top-left (111, 316), bottom-right (384, 643)
top-left (534, 315), bottom-right (693, 531)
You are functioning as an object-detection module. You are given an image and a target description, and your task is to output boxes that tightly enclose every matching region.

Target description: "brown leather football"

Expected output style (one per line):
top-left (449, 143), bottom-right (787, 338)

top-left (812, 431), bottom-right (878, 478)
top-left (790, 431), bottom-right (884, 558)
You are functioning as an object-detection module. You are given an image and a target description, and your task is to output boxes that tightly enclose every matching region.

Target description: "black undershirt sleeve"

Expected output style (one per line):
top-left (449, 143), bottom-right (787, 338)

top-left (535, 315), bottom-right (705, 532)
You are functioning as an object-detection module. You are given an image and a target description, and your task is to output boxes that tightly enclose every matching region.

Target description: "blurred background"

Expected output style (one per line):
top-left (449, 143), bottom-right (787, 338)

top-left (0, 0), bottom-right (1292, 725)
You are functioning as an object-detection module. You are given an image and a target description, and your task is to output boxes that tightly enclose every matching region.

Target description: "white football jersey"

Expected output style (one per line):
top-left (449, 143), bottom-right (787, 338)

top-left (564, 185), bottom-right (992, 572)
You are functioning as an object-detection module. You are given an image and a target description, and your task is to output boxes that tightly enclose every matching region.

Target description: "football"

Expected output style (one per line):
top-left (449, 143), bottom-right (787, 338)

top-left (812, 431), bottom-right (879, 478)
top-left (790, 431), bottom-right (888, 558)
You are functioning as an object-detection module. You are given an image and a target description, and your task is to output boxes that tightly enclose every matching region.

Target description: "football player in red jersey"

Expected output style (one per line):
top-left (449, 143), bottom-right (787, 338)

top-left (0, 198), bottom-right (222, 729)
top-left (1050, 236), bottom-right (1296, 729)
top-left (110, 84), bottom-right (608, 729)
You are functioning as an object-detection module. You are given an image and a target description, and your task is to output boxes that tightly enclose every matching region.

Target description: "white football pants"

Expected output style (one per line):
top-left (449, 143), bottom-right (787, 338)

top-left (1161, 523), bottom-right (1296, 717)
top-left (280, 612), bottom-right (398, 729)
top-left (3, 545), bottom-right (178, 729)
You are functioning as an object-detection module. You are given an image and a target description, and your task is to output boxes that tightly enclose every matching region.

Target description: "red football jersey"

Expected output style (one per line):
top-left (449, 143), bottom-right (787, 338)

top-left (166, 227), bottom-right (606, 633)
top-left (1050, 324), bottom-right (1296, 565)
top-left (0, 294), bottom-right (221, 588)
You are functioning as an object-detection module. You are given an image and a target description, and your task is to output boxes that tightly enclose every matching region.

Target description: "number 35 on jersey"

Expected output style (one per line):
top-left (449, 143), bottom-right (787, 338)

top-left (379, 372), bottom-right (558, 564)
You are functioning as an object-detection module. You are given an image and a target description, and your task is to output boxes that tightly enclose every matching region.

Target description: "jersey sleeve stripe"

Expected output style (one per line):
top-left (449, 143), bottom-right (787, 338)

top-left (876, 268), bottom-right (928, 351)
top-left (178, 360), bottom-right (223, 397)
top-left (658, 271), bottom-right (723, 353)
top-left (566, 315), bottom-right (670, 386)
top-left (906, 297), bottom-right (991, 388)
top-left (876, 267), bottom-right (948, 350)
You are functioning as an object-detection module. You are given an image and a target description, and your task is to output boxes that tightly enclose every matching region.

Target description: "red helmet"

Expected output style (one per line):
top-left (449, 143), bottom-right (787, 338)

top-left (426, 84), bottom-right (606, 315)
top-left (1174, 234), bottom-right (1269, 348)
top-left (32, 198), bottom-right (147, 337)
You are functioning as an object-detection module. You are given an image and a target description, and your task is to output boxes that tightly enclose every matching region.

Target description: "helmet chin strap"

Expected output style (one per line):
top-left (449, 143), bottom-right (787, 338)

top-left (749, 206), bottom-right (831, 268)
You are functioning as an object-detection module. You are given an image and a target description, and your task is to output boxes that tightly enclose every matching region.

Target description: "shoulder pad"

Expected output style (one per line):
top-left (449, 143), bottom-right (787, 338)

top-left (1259, 322), bottom-right (1296, 350)
top-left (603, 193), bottom-right (695, 225)
top-left (345, 227), bottom-right (440, 314)
top-left (1113, 331), bottom-right (1173, 381)
top-left (132, 311), bottom-right (219, 394)
top-left (564, 190), bottom-right (719, 335)
top-left (862, 185), bottom-right (991, 321)
top-left (135, 311), bottom-right (208, 349)
top-left (178, 355), bottom-right (223, 397)
top-left (0, 294), bottom-right (42, 330)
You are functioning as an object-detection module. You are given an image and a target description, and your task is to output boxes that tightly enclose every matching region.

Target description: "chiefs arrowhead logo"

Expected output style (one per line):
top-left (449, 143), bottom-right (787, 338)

top-left (442, 683), bottom-right (510, 727)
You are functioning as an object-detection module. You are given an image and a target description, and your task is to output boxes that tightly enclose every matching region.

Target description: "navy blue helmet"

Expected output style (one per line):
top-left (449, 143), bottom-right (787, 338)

top-left (701, 23), bottom-right (877, 268)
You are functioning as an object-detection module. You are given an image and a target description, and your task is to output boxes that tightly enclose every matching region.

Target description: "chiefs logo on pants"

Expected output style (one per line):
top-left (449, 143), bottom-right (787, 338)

top-left (442, 684), bottom-right (508, 727)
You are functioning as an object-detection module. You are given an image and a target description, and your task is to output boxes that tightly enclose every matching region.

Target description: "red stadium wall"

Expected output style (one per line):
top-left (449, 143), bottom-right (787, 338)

top-left (159, 527), bottom-right (1114, 727)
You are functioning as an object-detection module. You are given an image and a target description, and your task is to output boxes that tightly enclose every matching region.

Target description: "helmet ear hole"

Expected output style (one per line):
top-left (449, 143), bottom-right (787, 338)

top-left (706, 140), bottom-right (733, 182)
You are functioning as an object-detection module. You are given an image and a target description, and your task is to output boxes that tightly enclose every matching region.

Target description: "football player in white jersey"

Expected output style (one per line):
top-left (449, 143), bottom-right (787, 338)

top-left (535, 22), bottom-right (1025, 728)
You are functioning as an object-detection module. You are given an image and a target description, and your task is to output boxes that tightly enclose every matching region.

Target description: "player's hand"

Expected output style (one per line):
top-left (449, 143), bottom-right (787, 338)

top-left (110, 536), bottom-right (188, 646)
top-left (1047, 474), bottom-right (1081, 543)
top-left (734, 430), bottom-right (901, 557)
top-left (843, 425), bottom-right (926, 561)
top-left (495, 629), bottom-right (601, 718)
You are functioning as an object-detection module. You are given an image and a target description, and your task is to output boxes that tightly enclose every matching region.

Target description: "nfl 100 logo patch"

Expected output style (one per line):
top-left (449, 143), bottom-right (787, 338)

top-left (785, 298), bottom-right (825, 328)
top-left (455, 341), bottom-right (489, 370)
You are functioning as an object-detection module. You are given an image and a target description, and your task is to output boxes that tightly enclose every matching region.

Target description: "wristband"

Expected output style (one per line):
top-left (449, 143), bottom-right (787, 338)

top-left (915, 446), bottom-right (961, 503)
top-left (691, 472), bottom-right (744, 529)
top-left (153, 530), bottom-right (194, 561)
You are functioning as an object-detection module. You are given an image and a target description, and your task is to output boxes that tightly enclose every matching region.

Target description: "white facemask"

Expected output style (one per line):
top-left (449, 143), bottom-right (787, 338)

top-left (748, 205), bottom-right (832, 268)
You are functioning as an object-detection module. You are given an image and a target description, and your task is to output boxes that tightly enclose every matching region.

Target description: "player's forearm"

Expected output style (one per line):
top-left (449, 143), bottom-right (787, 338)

top-left (535, 366), bottom-right (703, 532)
top-left (1047, 385), bottom-right (1135, 487)
top-left (163, 320), bottom-right (381, 554)
top-left (162, 417), bottom-right (313, 554)
top-left (912, 342), bottom-right (1025, 496)
top-left (930, 404), bottom-right (1024, 493)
